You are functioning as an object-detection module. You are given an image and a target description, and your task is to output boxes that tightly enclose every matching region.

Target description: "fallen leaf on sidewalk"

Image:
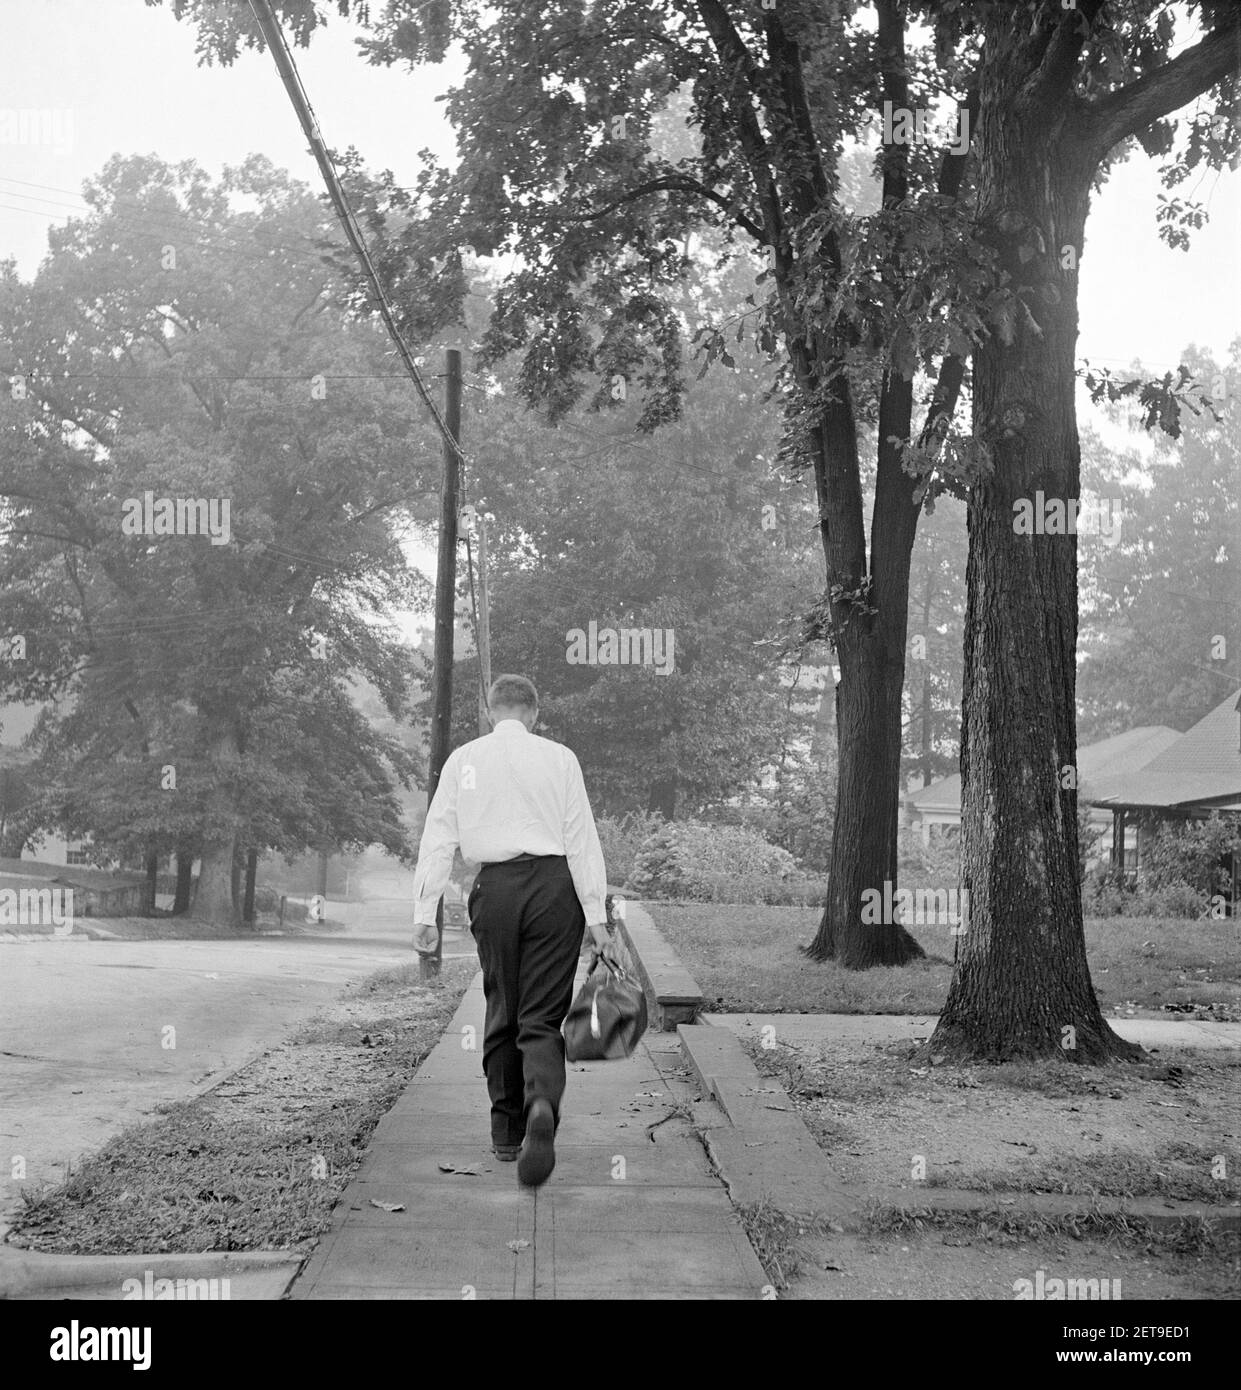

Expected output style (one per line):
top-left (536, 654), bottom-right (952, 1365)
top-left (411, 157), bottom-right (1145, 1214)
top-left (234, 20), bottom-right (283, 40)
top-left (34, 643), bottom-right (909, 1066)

top-left (437, 1161), bottom-right (481, 1175)
top-left (507, 1239), bottom-right (529, 1253)
top-left (368, 1199), bottom-right (405, 1212)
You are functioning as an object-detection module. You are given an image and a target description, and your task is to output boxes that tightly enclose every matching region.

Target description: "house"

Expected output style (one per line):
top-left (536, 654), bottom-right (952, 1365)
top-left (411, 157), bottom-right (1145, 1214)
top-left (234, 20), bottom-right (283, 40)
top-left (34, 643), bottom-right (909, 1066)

top-left (905, 723), bottom-right (1182, 865)
top-left (1, 700), bottom-right (151, 869)
top-left (1085, 688), bottom-right (1241, 881)
top-left (1, 701), bottom-right (88, 864)
top-left (0, 858), bottom-right (150, 916)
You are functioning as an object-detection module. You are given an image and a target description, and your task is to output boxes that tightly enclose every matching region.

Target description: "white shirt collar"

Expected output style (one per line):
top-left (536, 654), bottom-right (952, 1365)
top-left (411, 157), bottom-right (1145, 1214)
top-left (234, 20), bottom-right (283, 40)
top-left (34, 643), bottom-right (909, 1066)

top-left (494, 719), bottom-right (528, 734)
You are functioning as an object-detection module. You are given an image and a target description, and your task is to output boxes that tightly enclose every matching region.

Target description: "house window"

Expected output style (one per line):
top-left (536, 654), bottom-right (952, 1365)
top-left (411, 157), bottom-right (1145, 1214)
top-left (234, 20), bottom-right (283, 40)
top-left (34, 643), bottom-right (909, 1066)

top-left (65, 844), bottom-right (91, 866)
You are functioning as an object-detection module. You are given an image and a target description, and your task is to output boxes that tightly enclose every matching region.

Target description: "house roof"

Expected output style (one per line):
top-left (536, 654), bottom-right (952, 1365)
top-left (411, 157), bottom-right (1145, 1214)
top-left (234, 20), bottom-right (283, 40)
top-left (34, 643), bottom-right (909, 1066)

top-left (1087, 689), bottom-right (1241, 810)
top-left (0, 858), bottom-right (147, 889)
top-left (907, 723), bottom-right (1182, 815)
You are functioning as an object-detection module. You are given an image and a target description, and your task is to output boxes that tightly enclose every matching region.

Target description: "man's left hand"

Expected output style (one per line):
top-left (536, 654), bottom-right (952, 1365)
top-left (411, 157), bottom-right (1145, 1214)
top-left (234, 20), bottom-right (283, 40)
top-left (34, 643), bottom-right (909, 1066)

top-left (414, 922), bottom-right (440, 954)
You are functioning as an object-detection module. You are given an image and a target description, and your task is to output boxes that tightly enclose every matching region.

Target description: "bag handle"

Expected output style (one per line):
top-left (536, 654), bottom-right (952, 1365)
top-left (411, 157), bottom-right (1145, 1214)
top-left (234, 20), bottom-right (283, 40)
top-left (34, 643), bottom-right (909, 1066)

top-left (589, 947), bottom-right (630, 983)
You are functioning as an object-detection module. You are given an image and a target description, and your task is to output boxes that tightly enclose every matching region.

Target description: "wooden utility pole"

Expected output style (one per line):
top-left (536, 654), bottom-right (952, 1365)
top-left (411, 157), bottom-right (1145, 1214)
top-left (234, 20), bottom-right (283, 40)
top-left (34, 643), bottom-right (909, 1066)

top-left (476, 512), bottom-right (493, 736)
top-left (422, 347), bottom-right (463, 981)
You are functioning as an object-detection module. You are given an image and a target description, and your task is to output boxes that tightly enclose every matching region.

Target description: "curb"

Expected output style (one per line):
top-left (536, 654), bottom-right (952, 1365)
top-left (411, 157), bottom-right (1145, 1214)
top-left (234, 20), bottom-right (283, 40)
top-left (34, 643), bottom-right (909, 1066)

top-left (674, 1021), bottom-right (1241, 1234)
top-left (609, 894), bottom-right (703, 1031)
top-left (676, 1021), bottom-right (853, 1215)
top-left (0, 1246), bottom-right (304, 1298)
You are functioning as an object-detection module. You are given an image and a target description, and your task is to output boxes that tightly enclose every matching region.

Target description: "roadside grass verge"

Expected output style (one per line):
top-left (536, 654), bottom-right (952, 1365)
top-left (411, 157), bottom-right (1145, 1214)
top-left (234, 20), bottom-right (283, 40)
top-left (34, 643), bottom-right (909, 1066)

top-left (735, 1196), bottom-right (837, 1292)
top-left (7, 958), bottom-right (475, 1254)
top-left (863, 1200), bottom-right (1239, 1260)
top-left (649, 903), bottom-right (1241, 1017)
top-left (931, 1143), bottom-right (1235, 1204)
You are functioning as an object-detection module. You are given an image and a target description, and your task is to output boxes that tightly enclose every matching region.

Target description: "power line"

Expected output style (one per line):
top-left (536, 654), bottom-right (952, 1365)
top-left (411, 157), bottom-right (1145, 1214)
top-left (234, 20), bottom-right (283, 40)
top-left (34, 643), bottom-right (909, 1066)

top-left (246, 0), bottom-right (469, 480)
top-left (0, 196), bottom-right (333, 274)
top-left (1, 368), bottom-right (436, 383)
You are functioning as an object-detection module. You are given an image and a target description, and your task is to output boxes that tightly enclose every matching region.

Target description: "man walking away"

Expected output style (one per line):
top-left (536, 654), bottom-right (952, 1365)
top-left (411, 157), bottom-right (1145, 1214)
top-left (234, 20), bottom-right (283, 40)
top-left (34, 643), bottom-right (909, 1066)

top-left (412, 674), bottom-right (618, 1187)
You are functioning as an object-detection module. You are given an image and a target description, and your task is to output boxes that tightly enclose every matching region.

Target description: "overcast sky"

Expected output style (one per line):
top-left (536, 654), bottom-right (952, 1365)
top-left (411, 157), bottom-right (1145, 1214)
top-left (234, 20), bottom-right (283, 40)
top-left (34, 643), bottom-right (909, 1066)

top-left (2, 0), bottom-right (1236, 363)
top-left (2, 0), bottom-right (1237, 639)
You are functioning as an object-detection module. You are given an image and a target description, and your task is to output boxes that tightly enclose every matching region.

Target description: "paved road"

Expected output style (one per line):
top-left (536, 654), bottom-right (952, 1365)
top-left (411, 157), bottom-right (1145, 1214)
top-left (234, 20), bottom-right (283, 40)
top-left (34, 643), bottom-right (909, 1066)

top-left (0, 874), bottom-right (475, 1238)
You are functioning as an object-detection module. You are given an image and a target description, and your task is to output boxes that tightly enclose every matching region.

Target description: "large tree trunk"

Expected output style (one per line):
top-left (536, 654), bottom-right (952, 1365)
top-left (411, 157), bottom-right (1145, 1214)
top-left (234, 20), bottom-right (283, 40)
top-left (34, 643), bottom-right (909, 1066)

top-left (925, 52), bottom-right (1138, 1063)
top-left (919, 567), bottom-right (934, 788)
top-left (173, 850), bottom-right (194, 914)
top-left (803, 375), bottom-right (925, 967)
top-left (806, 633), bottom-right (923, 966)
top-left (230, 842), bottom-right (243, 914)
top-left (243, 847), bottom-right (258, 924)
top-left (193, 838), bottom-right (237, 926)
top-left (144, 847), bottom-right (158, 915)
top-left (189, 725), bottom-right (241, 928)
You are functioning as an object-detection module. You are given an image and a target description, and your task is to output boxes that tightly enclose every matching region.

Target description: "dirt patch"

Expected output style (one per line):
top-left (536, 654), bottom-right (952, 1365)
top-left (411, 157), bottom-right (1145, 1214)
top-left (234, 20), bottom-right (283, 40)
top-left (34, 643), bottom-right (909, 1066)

top-left (745, 1035), bottom-right (1241, 1204)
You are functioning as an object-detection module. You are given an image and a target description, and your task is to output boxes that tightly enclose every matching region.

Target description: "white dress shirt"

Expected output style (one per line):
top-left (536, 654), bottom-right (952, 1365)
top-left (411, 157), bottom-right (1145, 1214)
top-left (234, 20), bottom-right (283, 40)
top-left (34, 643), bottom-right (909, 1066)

top-left (412, 719), bottom-right (609, 927)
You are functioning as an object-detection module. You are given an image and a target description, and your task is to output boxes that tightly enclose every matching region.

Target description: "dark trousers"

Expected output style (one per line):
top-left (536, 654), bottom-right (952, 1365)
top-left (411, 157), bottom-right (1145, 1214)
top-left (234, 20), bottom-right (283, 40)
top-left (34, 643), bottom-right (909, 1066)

top-left (468, 854), bottom-right (586, 1148)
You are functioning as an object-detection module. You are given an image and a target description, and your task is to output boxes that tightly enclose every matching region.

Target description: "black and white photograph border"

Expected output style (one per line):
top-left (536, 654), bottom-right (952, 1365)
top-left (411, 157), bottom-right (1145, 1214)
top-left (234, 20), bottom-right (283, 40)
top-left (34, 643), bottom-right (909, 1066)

top-left (0, 0), bottom-right (1237, 1352)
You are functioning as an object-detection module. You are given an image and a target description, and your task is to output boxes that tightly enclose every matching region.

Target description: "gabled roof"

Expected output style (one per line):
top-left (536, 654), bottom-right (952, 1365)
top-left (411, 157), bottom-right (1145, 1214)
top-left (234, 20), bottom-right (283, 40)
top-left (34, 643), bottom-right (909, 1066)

top-left (908, 723), bottom-right (1180, 813)
top-left (1088, 689), bottom-right (1241, 810)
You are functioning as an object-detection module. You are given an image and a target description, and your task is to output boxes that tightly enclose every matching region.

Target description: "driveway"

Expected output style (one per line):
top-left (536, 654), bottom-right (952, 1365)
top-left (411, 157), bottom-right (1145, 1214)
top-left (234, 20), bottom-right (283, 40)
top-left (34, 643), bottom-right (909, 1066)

top-left (0, 872), bottom-right (476, 1238)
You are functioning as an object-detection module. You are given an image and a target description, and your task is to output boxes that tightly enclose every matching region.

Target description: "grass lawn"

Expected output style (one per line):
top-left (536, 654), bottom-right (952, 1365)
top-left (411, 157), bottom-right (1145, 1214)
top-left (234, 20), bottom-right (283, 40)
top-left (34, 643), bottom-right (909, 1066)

top-left (8, 958), bottom-right (475, 1254)
top-left (648, 903), bottom-right (1241, 1017)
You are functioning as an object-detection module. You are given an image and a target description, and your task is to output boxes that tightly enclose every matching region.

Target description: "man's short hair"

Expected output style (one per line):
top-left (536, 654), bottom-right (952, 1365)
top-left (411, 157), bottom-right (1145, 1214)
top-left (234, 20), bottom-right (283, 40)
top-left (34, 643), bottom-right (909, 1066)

top-left (488, 674), bottom-right (538, 712)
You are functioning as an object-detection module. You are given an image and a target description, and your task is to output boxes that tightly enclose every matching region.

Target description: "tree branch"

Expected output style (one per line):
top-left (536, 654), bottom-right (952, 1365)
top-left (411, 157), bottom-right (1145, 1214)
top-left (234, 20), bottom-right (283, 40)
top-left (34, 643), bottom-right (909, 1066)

top-left (916, 79), bottom-right (980, 462)
top-left (695, 0), bottom-right (785, 249)
top-left (877, 0), bottom-right (911, 208)
top-left (1085, 11), bottom-right (1241, 159)
top-left (555, 175), bottom-right (764, 242)
top-left (1023, 0), bottom-right (1108, 107)
top-left (765, 5), bottom-right (831, 218)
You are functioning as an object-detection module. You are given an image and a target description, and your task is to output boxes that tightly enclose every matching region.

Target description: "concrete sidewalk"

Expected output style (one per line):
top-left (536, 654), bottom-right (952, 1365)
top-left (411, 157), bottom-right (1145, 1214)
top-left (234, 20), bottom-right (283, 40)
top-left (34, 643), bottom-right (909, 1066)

top-left (291, 965), bottom-right (770, 1300)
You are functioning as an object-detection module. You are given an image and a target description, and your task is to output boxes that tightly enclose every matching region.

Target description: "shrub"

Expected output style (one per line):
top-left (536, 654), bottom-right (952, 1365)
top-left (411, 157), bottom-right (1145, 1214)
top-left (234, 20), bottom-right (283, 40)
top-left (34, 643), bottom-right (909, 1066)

top-left (897, 825), bottom-right (962, 892)
top-left (595, 810), bottom-right (664, 889)
top-left (694, 870), bottom-right (827, 906)
top-left (709, 777), bottom-right (835, 874)
top-left (1142, 882), bottom-right (1210, 918)
top-left (1081, 868), bottom-right (1129, 917)
top-left (629, 820), bottom-right (799, 900)
top-left (1137, 814), bottom-right (1240, 900)
top-left (253, 885), bottom-right (281, 914)
top-left (1081, 867), bottom-right (1211, 919)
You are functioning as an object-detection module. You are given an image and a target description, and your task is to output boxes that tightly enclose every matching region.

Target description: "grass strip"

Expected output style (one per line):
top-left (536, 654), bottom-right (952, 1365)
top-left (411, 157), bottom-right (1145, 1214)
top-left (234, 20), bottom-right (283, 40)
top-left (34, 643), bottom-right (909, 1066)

top-left (8, 959), bottom-right (475, 1254)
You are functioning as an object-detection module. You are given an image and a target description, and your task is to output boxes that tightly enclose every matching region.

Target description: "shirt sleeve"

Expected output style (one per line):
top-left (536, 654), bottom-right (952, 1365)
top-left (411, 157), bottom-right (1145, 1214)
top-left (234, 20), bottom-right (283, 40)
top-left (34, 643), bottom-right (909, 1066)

top-left (412, 750), bottom-right (461, 925)
top-left (563, 748), bottom-right (608, 926)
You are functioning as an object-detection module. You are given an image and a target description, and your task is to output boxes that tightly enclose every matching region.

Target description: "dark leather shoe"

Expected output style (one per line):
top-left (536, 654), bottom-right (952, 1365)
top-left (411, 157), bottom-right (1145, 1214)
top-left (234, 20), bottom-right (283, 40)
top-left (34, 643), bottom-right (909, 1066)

top-left (517, 1099), bottom-right (555, 1187)
top-left (493, 1144), bottom-right (520, 1162)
